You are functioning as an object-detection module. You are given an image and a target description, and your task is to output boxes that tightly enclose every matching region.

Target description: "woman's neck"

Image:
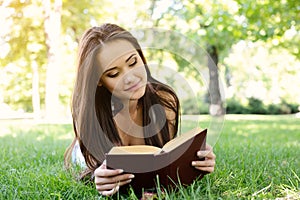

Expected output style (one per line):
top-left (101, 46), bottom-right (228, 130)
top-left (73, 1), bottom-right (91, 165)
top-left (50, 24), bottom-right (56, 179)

top-left (114, 99), bottom-right (143, 141)
top-left (120, 100), bottom-right (139, 116)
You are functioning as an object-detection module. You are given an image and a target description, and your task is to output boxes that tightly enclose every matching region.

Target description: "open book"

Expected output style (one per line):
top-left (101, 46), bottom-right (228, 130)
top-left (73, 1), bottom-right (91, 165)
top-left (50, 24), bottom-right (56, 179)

top-left (106, 128), bottom-right (207, 193)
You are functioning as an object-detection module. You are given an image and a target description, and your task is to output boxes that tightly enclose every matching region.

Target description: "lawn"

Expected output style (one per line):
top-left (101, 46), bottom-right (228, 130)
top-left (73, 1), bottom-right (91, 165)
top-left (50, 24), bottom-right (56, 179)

top-left (0, 115), bottom-right (299, 199)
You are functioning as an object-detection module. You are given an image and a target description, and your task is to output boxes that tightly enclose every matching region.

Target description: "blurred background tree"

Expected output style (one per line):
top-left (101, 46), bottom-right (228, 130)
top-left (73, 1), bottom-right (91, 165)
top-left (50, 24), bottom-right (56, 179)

top-left (143, 0), bottom-right (300, 115)
top-left (0, 0), bottom-right (299, 119)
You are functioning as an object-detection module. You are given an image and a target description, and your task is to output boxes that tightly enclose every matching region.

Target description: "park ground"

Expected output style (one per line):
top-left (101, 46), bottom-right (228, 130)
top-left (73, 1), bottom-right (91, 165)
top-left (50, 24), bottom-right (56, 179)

top-left (0, 114), bottom-right (299, 199)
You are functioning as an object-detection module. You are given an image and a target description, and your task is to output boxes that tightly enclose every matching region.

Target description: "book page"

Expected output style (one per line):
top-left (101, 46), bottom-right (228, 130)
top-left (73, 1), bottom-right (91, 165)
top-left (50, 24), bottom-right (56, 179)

top-left (108, 145), bottom-right (162, 155)
top-left (160, 127), bottom-right (203, 153)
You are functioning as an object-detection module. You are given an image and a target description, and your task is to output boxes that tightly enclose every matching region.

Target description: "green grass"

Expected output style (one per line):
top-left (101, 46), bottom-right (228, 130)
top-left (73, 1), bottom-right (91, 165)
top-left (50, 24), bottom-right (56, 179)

top-left (0, 115), bottom-right (299, 199)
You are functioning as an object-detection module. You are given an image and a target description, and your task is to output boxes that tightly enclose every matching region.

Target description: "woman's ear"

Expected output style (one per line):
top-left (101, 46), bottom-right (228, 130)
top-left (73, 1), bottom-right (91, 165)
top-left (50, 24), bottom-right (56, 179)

top-left (97, 77), bottom-right (103, 87)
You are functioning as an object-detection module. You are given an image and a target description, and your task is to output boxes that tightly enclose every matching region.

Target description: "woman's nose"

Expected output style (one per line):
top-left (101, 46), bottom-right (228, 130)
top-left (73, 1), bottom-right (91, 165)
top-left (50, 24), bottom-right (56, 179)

top-left (124, 72), bottom-right (134, 84)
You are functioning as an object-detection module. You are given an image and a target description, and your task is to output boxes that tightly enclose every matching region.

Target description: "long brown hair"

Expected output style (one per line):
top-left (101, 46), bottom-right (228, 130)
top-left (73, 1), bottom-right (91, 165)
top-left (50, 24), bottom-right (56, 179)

top-left (64, 23), bottom-right (180, 178)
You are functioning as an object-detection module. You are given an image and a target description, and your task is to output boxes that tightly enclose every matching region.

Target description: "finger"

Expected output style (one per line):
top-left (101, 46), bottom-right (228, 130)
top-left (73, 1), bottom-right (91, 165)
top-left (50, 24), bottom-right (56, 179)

top-left (197, 150), bottom-right (209, 157)
top-left (194, 166), bottom-right (215, 173)
top-left (96, 179), bottom-right (132, 191)
top-left (118, 178), bottom-right (132, 186)
top-left (95, 160), bottom-right (125, 177)
top-left (95, 173), bottom-right (134, 185)
top-left (94, 160), bottom-right (109, 175)
top-left (95, 168), bottom-right (124, 178)
top-left (197, 150), bottom-right (216, 159)
top-left (206, 151), bottom-right (216, 160)
top-left (96, 182), bottom-right (117, 191)
top-left (205, 143), bottom-right (213, 150)
top-left (192, 160), bottom-right (215, 168)
top-left (198, 143), bottom-right (213, 155)
top-left (99, 160), bottom-right (107, 169)
top-left (99, 185), bottom-right (120, 196)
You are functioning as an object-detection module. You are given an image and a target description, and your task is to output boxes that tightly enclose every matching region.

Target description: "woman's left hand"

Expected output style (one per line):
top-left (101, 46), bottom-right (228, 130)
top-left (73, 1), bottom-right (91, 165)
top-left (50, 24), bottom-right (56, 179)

top-left (192, 143), bottom-right (216, 173)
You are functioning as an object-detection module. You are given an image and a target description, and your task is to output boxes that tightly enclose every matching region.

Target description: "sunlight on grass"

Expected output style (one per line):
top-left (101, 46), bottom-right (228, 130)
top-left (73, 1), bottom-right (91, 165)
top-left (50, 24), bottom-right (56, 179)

top-left (0, 127), bottom-right (12, 137)
top-left (276, 184), bottom-right (300, 200)
top-left (0, 115), bottom-right (299, 199)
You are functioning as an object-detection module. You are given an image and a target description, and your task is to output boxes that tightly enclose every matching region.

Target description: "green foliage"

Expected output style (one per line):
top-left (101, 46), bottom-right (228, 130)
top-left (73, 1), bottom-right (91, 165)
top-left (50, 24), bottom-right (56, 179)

top-left (1, 115), bottom-right (299, 199)
top-left (247, 97), bottom-right (267, 114)
top-left (267, 101), bottom-right (300, 115)
top-left (226, 97), bottom-right (299, 114)
top-left (61, 0), bottom-right (108, 40)
top-left (1, 0), bottom-right (300, 115)
top-left (2, 67), bottom-right (33, 112)
top-left (224, 40), bottom-right (300, 106)
top-left (145, 0), bottom-right (300, 115)
top-left (0, 0), bottom-right (47, 112)
top-left (225, 98), bottom-right (248, 114)
top-left (152, 0), bottom-right (300, 60)
top-left (0, 0), bottom-right (110, 113)
top-left (181, 98), bottom-right (209, 115)
top-left (236, 0), bottom-right (300, 58)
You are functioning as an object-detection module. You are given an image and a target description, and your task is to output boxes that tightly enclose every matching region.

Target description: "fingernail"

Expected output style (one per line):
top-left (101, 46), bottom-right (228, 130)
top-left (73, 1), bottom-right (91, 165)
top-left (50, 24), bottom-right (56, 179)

top-left (118, 169), bottom-right (124, 173)
top-left (128, 174), bottom-right (135, 179)
top-left (198, 151), bottom-right (205, 156)
top-left (192, 161), bottom-right (196, 166)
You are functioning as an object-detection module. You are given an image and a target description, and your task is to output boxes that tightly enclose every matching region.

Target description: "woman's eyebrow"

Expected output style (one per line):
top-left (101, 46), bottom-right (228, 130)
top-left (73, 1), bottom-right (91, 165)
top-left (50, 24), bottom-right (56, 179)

top-left (125, 53), bottom-right (136, 62)
top-left (103, 66), bottom-right (118, 74)
top-left (103, 53), bottom-right (136, 74)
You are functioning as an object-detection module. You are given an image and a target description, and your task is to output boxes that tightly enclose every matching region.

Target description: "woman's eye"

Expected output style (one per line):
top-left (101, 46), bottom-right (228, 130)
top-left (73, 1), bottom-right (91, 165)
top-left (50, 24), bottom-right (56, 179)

top-left (107, 73), bottom-right (118, 78)
top-left (129, 57), bottom-right (137, 67)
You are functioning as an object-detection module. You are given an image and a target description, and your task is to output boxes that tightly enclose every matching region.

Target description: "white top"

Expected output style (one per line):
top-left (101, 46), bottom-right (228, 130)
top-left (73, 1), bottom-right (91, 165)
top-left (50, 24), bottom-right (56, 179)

top-left (72, 140), bottom-right (87, 168)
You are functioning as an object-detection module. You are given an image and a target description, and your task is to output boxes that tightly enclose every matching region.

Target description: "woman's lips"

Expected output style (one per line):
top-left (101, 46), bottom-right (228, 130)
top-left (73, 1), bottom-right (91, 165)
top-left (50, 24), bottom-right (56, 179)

top-left (124, 80), bottom-right (142, 92)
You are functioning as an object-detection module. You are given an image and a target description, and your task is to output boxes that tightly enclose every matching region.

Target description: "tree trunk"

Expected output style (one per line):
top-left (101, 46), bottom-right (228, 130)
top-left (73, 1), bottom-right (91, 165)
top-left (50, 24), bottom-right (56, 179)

top-left (31, 61), bottom-right (41, 119)
top-left (43, 0), bottom-right (62, 120)
top-left (207, 45), bottom-right (224, 116)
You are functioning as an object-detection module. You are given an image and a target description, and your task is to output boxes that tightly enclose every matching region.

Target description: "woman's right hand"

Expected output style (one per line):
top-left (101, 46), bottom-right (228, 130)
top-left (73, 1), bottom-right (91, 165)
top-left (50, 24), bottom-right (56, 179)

top-left (94, 160), bottom-right (134, 196)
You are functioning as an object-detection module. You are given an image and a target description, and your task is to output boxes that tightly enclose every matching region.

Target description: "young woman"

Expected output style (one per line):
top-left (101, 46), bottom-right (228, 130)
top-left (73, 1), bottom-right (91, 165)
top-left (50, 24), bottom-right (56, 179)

top-left (64, 23), bottom-right (216, 197)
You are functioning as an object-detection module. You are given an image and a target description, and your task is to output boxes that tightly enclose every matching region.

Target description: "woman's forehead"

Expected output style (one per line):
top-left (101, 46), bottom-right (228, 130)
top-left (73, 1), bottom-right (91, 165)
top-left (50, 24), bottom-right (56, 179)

top-left (97, 40), bottom-right (137, 70)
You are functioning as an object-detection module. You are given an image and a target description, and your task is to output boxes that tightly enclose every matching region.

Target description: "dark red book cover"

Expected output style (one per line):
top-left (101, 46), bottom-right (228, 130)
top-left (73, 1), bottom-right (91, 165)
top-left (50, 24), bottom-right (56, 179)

top-left (106, 128), bottom-right (207, 194)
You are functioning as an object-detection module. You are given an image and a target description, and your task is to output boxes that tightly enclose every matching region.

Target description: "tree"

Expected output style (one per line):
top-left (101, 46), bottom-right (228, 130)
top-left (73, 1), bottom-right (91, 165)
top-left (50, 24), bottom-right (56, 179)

top-left (236, 0), bottom-right (300, 59)
top-left (146, 0), bottom-right (300, 115)
top-left (43, 0), bottom-right (62, 120)
top-left (0, 0), bottom-right (47, 115)
top-left (0, 0), bottom-right (109, 118)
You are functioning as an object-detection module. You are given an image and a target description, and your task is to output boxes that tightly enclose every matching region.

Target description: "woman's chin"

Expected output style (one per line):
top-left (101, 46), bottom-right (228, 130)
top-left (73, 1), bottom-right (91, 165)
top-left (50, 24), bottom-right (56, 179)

top-left (125, 86), bottom-right (146, 100)
top-left (130, 90), bottom-right (145, 100)
top-left (115, 90), bottom-right (145, 102)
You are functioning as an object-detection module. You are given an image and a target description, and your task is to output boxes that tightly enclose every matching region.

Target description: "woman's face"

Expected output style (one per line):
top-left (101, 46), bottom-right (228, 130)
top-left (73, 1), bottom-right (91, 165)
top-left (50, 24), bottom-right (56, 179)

top-left (97, 39), bottom-right (147, 101)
